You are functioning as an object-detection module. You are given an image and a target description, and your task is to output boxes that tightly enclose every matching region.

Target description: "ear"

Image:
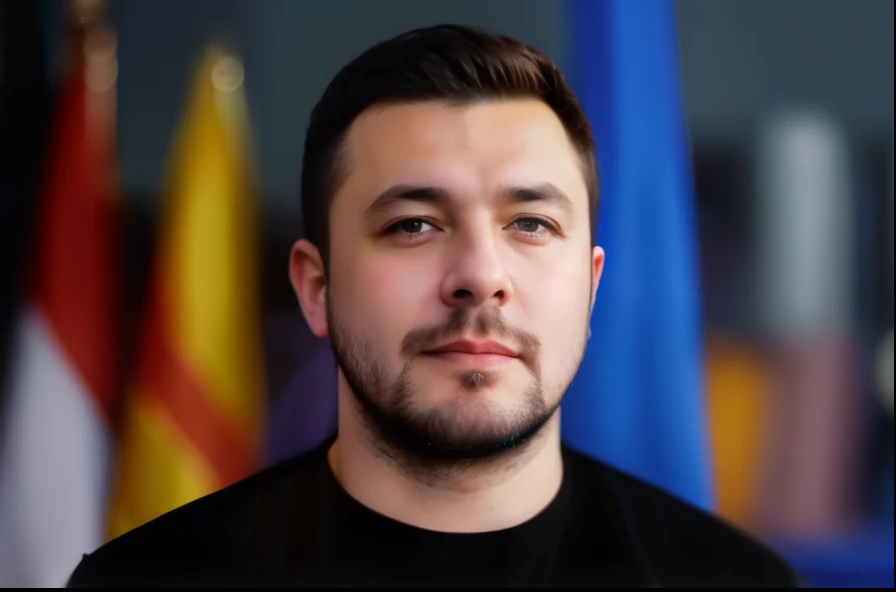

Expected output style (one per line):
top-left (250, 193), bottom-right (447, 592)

top-left (289, 239), bottom-right (329, 339)
top-left (590, 245), bottom-right (605, 314)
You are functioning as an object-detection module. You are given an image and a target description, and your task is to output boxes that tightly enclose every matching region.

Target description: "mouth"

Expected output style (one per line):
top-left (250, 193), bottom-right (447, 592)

top-left (421, 339), bottom-right (519, 369)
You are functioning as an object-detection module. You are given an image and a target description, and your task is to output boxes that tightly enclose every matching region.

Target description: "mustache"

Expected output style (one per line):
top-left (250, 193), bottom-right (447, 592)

top-left (400, 308), bottom-right (540, 367)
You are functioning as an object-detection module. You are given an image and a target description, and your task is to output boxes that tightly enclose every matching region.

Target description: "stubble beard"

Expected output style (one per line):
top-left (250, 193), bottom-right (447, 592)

top-left (326, 300), bottom-right (564, 481)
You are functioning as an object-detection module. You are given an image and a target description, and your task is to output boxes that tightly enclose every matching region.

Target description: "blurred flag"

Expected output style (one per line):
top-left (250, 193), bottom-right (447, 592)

top-left (105, 44), bottom-right (265, 540)
top-left (704, 337), bottom-right (769, 529)
top-left (0, 3), bottom-right (121, 586)
top-left (265, 341), bottom-right (338, 466)
top-left (752, 108), bottom-right (861, 539)
top-left (0, 0), bottom-right (52, 403)
top-left (561, 0), bottom-right (714, 511)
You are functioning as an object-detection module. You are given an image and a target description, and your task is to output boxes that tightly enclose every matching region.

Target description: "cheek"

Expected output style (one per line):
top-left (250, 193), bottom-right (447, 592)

top-left (514, 252), bottom-right (592, 348)
top-left (331, 252), bottom-right (437, 335)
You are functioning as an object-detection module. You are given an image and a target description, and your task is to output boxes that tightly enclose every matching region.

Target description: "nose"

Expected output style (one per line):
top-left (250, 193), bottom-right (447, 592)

top-left (440, 229), bottom-right (513, 309)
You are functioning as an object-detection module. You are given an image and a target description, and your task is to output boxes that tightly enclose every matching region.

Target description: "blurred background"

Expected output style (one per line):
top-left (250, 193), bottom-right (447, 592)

top-left (0, 0), bottom-right (892, 588)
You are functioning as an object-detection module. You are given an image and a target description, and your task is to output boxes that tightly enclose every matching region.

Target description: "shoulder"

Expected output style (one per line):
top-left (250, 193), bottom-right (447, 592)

top-left (561, 445), bottom-right (805, 588)
top-left (66, 449), bottom-right (325, 587)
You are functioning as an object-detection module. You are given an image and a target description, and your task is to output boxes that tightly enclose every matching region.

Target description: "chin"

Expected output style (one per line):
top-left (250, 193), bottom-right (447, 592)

top-left (410, 378), bottom-right (529, 416)
top-left (413, 384), bottom-right (540, 433)
top-left (401, 403), bottom-right (554, 462)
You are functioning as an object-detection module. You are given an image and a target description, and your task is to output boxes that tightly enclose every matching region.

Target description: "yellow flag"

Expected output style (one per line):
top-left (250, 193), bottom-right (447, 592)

top-left (705, 336), bottom-right (768, 531)
top-left (106, 43), bottom-right (265, 541)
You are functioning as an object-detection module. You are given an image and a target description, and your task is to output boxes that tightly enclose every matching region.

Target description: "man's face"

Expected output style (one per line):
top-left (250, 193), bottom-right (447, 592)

top-left (313, 99), bottom-right (602, 463)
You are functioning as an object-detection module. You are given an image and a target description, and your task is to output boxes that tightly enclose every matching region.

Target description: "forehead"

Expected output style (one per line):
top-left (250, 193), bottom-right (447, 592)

top-left (334, 99), bottom-right (589, 212)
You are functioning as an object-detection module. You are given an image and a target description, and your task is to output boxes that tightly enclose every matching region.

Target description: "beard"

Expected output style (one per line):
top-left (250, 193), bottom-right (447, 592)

top-left (327, 301), bottom-right (565, 475)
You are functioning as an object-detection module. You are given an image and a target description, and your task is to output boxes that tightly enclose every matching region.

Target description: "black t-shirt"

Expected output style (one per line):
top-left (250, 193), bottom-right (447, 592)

top-left (67, 437), bottom-right (804, 587)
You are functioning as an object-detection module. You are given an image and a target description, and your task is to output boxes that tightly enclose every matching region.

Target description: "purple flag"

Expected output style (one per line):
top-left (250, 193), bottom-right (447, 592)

top-left (265, 341), bottom-right (338, 465)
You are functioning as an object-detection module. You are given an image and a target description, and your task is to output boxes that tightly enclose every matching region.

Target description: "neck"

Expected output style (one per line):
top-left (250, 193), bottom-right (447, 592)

top-left (328, 384), bottom-right (564, 533)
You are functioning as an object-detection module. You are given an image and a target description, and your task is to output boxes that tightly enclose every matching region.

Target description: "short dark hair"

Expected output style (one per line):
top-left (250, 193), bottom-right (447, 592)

top-left (301, 24), bottom-right (598, 270)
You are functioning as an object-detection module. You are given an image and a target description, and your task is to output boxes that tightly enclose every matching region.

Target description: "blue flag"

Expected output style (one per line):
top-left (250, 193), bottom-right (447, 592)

top-left (560, 0), bottom-right (714, 512)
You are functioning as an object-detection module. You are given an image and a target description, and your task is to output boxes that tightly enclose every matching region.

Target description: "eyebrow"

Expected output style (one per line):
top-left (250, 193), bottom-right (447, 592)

top-left (363, 182), bottom-right (576, 218)
top-left (501, 183), bottom-right (576, 218)
top-left (363, 185), bottom-right (452, 217)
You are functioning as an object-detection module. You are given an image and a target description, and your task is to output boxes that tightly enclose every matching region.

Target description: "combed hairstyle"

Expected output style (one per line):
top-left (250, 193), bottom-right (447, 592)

top-left (301, 24), bottom-right (598, 270)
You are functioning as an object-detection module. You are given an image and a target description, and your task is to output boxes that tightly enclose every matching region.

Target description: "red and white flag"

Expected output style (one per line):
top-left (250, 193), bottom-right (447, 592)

top-left (0, 12), bottom-right (121, 587)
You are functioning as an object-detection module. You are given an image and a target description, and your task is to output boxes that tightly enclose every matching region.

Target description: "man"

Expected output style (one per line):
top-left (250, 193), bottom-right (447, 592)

top-left (68, 24), bottom-right (803, 587)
